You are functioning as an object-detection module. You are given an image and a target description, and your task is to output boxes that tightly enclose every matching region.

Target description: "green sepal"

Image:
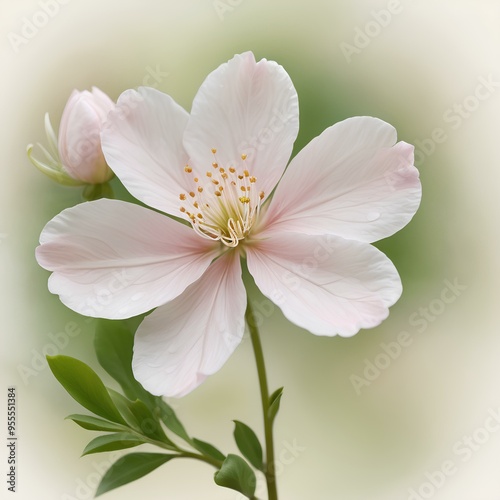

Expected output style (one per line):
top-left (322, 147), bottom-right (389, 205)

top-left (47, 355), bottom-right (125, 425)
top-left (82, 182), bottom-right (114, 201)
top-left (96, 453), bottom-right (176, 497)
top-left (27, 143), bottom-right (84, 187)
top-left (66, 414), bottom-right (126, 432)
top-left (192, 438), bottom-right (226, 462)
top-left (82, 432), bottom-right (145, 456)
top-left (233, 421), bottom-right (263, 471)
top-left (214, 454), bottom-right (257, 499)
top-left (268, 387), bottom-right (284, 425)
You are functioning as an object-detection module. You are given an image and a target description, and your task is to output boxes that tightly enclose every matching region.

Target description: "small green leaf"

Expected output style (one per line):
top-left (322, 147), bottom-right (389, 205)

top-left (233, 421), bottom-right (263, 471)
top-left (127, 399), bottom-right (173, 445)
top-left (94, 320), bottom-right (155, 405)
top-left (108, 391), bottom-right (177, 449)
top-left (214, 454), bottom-right (256, 499)
top-left (66, 414), bottom-right (126, 432)
top-left (82, 433), bottom-right (145, 456)
top-left (157, 399), bottom-right (191, 443)
top-left (109, 389), bottom-right (138, 429)
top-left (96, 453), bottom-right (176, 497)
top-left (268, 387), bottom-right (284, 424)
top-left (47, 355), bottom-right (125, 425)
top-left (192, 438), bottom-right (225, 462)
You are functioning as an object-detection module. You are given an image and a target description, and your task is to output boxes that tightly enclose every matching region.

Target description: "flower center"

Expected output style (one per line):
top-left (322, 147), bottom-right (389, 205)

top-left (178, 149), bottom-right (265, 247)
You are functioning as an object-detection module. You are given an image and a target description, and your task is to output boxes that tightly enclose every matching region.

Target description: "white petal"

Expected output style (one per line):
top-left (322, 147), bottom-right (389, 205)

top-left (183, 51), bottom-right (299, 198)
top-left (247, 232), bottom-right (402, 337)
top-left (132, 251), bottom-right (246, 397)
top-left (263, 117), bottom-right (421, 243)
top-left (101, 87), bottom-right (191, 216)
top-left (36, 199), bottom-right (219, 319)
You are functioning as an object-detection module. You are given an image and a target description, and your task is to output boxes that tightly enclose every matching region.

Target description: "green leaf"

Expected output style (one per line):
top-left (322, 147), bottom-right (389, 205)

top-left (214, 454), bottom-right (257, 499)
top-left (47, 355), bottom-right (125, 425)
top-left (233, 421), bottom-right (263, 471)
top-left (66, 414), bottom-right (126, 432)
top-left (94, 320), bottom-right (155, 405)
top-left (127, 399), bottom-right (173, 445)
top-left (192, 438), bottom-right (225, 462)
top-left (96, 453), bottom-right (176, 497)
top-left (108, 391), bottom-right (177, 449)
top-left (109, 389), bottom-right (139, 429)
top-left (82, 433), bottom-right (145, 456)
top-left (157, 399), bottom-right (191, 443)
top-left (268, 387), bottom-right (284, 424)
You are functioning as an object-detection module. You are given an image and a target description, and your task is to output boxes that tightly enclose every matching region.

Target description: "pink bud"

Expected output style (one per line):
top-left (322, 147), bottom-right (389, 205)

top-left (58, 87), bottom-right (115, 184)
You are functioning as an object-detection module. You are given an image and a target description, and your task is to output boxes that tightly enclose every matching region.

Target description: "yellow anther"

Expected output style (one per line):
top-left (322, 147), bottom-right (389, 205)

top-left (194, 177), bottom-right (199, 182)
top-left (239, 196), bottom-right (250, 204)
top-left (259, 191), bottom-right (265, 200)
top-left (197, 213), bottom-right (203, 219)
top-left (229, 167), bottom-right (236, 173)
top-left (241, 153), bottom-right (247, 160)
top-left (180, 206), bottom-right (186, 213)
top-left (221, 173), bottom-right (228, 179)
top-left (219, 167), bottom-right (225, 173)
top-left (219, 186), bottom-right (224, 192)
top-left (238, 175), bottom-right (244, 180)
top-left (240, 186), bottom-right (247, 191)
top-left (212, 162), bottom-right (218, 168)
top-left (249, 176), bottom-right (256, 183)
top-left (212, 179), bottom-right (219, 185)
top-left (231, 181), bottom-right (236, 186)
top-left (243, 170), bottom-right (250, 177)
top-left (198, 186), bottom-right (203, 193)
top-left (206, 171), bottom-right (212, 177)
top-left (193, 201), bottom-right (199, 208)
top-left (184, 165), bottom-right (192, 173)
top-left (189, 191), bottom-right (195, 198)
top-left (211, 148), bottom-right (217, 154)
top-left (215, 191), bottom-right (222, 197)
top-left (179, 194), bottom-right (186, 201)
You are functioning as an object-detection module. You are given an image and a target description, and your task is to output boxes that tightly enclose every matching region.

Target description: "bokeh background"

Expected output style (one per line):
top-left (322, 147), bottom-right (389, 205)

top-left (1, 1), bottom-right (500, 499)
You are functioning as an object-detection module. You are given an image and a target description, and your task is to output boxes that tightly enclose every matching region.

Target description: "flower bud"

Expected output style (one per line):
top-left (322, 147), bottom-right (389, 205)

top-left (28, 87), bottom-right (115, 186)
top-left (58, 87), bottom-right (115, 184)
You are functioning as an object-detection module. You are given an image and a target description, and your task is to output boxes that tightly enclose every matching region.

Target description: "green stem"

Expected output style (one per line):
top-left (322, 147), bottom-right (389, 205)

top-left (246, 300), bottom-right (278, 500)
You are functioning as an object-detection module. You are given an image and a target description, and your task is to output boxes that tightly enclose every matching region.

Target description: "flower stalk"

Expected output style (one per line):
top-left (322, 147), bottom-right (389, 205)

top-left (246, 300), bottom-right (278, 500)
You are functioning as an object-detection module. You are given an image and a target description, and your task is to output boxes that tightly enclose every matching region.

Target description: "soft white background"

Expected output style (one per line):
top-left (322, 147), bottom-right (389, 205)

top-left (1, 1), bottom-right (500, 499)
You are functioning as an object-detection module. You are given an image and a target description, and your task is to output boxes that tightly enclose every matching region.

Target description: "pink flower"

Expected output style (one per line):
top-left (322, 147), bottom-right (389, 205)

top-left (36, 53), bottom-right (421, 397)
top-left (27, 87), bottom-right (115, 186)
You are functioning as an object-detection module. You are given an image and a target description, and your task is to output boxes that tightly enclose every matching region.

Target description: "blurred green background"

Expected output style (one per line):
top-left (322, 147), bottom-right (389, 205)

top-left (1, 1), bottom-right (499, 499)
